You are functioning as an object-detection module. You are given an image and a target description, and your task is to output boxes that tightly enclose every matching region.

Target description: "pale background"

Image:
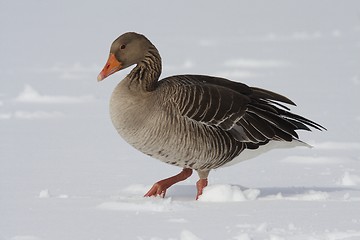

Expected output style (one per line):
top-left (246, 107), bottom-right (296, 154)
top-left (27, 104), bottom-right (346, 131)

top-left (1, 1), bottom-right (360, 239)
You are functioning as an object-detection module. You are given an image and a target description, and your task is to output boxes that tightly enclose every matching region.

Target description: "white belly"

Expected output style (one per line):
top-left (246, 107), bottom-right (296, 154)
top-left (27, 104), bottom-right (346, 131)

top-left (223, 139), bottom-right (311, 167)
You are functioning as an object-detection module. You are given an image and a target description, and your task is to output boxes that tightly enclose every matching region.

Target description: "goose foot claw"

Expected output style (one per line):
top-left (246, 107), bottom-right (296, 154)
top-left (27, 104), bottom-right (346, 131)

top-left (144, 168), bottom-right (193, 198)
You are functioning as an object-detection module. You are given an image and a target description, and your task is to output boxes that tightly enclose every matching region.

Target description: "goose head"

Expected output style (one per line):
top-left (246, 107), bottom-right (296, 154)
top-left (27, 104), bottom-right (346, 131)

top-left (97, 32), bottom-right (152, 81)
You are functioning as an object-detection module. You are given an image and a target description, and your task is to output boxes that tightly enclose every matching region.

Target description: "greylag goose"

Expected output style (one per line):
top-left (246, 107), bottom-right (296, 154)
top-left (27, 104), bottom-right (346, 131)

top-left (98, 32), bottom-right (325, 199)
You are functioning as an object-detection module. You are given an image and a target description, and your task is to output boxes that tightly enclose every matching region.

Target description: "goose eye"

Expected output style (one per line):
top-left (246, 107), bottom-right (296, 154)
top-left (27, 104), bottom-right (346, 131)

top-left (120, 44), bottom-right (126, 49)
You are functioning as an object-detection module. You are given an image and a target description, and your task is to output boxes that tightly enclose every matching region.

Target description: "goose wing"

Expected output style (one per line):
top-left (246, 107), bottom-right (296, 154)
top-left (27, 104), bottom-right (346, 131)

top-left (161, 75), bottom-right (325, 145)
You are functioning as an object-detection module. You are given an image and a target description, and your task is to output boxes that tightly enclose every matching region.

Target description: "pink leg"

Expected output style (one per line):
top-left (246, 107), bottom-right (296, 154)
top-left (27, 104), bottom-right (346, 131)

top-left (144, 168), bottom-right (193, 198)
top-left (195, 178), bottom-right (208, 200)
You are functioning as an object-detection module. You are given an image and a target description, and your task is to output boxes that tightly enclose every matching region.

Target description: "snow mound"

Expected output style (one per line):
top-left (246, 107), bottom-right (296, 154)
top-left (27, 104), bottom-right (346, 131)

top-left (323, 230), bottom-right (360, 240)
top-left (38, 189), bottom-right (51, 198)
top-left (313, 141), bottom-right (360, 150)
top-left (233, 233), bottom-right (252, 240)
top-left (282, 156), bottom-right (342, 165)
top-left (223, 58), bottom-right (289, 68)
top-left (15, 85), bottom-right (94, 104)
top-left (122, 184), bottom-right (151, 195)
top-left (338, 172), bottom-right (360, 186)
top-left (215, 70), bottom-right (258, 79)
top-left (15, 111), bottom-right (65, 119)
top-left (264, 190), bottom-right (329, 201)
top-left (0, 113), bottom-right (12, 120)
top-left (11, 236), bottom-right (42, 240)
top-left (180, 230), bottom-right (202, 240)
top-left (98, 196), bottom-right (183, 212)
top-left (198, 185), bottom-right (260, 202)
top-left (0, 111), bottom-right (64, 120)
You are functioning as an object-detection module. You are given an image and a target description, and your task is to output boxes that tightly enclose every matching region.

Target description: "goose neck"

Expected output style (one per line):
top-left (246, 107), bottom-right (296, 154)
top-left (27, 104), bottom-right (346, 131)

top-left (128, 48), bottom-right (162, 92)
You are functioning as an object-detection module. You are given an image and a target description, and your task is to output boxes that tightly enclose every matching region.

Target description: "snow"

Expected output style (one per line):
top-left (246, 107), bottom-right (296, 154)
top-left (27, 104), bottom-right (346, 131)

top-left (15, 85), bottom-right (94, 104)
top-left (1, 1), bottom-right (360, 240)
top-left (14, 111), bottom-right (65, 120)
top-left (223, 59), bottom-right (289, 68)
top-left (214, 70), bottom-right (259, 80)
top-left (313, 141), bottom-right (360, 150)
top-left (38, 189), bottom-right (51, 198)
top-left (98, 197), bottom-right (179, 212)
top-left (262, 190), bottom-right (329, 201)
top-left (337, 172), bottom-right (360, 186)
top-left (198, 185), bottom-right (260, 202)
top-left (10, 236), bottom-right (42, 240)
top-left (281, 155), bottom-right (343, 165)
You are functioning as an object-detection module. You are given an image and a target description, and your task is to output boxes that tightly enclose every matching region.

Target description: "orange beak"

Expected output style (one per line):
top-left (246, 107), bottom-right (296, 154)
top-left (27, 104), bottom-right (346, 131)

top-left (97, 53), bottom-right (122, 81)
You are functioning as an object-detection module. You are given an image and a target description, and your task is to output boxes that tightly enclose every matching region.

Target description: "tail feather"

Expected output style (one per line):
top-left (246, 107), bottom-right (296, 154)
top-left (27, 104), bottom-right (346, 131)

top-left (247, 105), bottom-right (299, 139)
top-left (251, 87), bottom-right (296, 105)
top-left (279, 109), bottom-right (327, 131)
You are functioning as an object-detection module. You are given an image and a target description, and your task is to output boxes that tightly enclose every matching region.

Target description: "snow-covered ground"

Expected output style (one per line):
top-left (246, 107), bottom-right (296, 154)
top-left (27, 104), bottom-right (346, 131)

top-left (1, 1), bottom-right (360, 239)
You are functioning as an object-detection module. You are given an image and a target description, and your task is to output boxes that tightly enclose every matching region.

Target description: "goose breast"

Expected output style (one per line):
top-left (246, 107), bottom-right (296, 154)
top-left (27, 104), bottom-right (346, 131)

top-left (110, 77), bottom-right (244, 170)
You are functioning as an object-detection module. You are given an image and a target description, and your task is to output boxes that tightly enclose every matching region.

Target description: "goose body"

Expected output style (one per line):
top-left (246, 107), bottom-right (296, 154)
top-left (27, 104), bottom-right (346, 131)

top-left (98, 32), bottom-right (325, 199)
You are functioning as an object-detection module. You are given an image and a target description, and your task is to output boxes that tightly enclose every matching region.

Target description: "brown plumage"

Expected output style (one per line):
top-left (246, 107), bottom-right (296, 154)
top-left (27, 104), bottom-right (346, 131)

top-left (98, 32), bottom-right (326, 199)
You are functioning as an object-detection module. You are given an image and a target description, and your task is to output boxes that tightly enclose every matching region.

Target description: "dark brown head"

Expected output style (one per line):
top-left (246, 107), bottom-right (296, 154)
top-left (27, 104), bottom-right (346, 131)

top-left (97, 32), bottom-right (153, 81)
